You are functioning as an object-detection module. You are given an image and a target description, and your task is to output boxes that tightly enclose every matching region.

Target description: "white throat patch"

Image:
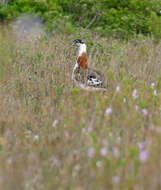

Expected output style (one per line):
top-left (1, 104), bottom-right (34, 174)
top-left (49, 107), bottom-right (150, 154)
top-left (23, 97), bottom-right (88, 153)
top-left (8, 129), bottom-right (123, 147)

top-left (78, 44), bottom-right (86, 56)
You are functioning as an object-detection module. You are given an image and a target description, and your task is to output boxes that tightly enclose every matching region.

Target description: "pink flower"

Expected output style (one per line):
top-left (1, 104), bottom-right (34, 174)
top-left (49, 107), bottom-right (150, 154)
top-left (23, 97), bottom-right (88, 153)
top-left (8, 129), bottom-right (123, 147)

top-left (113, 147), bottom-right (120, 157)
top-left (100, 147), bottom-right (108, 156)
top-left (135, 105), bottom-right (139, 111)
top-left (102, 139), bottom-right (108, 146)
top-left (137, 142), bottom-right (145, 150)
top-left (112, 175), bottom-right (120, 183)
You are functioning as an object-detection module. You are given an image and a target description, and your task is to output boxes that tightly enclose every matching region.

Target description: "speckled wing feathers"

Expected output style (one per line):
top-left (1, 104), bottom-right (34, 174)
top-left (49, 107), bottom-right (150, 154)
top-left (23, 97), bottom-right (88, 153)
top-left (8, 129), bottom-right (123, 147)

top-left (73, 67), bottom-right (107, 89)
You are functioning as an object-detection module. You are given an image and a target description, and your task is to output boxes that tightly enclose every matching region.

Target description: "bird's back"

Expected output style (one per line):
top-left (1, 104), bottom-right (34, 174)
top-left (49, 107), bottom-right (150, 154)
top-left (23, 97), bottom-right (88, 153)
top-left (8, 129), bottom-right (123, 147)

top-left (74, 67), bottom-right (107, 89)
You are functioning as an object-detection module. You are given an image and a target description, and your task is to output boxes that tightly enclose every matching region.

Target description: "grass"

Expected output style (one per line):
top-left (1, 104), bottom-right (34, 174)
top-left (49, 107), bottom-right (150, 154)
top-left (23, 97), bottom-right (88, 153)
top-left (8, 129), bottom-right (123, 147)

top-left (0, 24), bottom-right (161, 190)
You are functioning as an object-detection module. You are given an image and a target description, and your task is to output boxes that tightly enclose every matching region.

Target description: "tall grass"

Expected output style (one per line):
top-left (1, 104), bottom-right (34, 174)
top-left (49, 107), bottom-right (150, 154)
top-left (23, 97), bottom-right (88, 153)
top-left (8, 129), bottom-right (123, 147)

top-left (0, 25), bottom-right (161, 190)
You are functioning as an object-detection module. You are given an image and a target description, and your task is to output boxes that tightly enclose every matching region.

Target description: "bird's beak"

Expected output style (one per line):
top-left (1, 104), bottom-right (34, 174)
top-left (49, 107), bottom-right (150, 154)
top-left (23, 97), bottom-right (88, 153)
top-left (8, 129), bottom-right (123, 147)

top-left (72, 40), bottom-right (76, 46)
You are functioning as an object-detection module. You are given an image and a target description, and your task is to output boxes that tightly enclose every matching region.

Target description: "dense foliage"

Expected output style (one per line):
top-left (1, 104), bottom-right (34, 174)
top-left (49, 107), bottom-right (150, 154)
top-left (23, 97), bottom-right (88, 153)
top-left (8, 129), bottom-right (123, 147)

top-left (0, 0), bottom-right (161, 38)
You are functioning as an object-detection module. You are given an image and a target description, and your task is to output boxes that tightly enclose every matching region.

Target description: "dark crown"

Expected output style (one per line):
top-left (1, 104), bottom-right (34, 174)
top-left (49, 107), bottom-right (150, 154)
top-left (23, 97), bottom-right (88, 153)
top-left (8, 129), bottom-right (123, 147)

top-left (73, 39), bottom-right (85, 44)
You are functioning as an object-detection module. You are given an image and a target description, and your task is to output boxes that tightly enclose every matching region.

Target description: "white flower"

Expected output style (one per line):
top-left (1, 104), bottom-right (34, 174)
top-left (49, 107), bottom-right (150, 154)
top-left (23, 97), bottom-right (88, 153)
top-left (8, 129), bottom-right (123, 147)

top-left (116, 86), bottom-right (120, 92)
top-left (132, 89), bottom-right (138, 99)
top-left (153, 90), bottom-right (157, 96)
top-left (74, 164), bottom-right (81, 171)
top-left (105, 107), bottom-right (112, 116)
top-left (34, 134), bottom-right (39, 140)
top-left (52, 120), bottom-right (58, 127)
top-left (123, 98), bottom-right (126, 103)
top-left (142, 108), bottom-right (148, 115)
top-left (96, 160), bottom-right (103, 168)
top-left (151, 82), bottom-right (155, 88)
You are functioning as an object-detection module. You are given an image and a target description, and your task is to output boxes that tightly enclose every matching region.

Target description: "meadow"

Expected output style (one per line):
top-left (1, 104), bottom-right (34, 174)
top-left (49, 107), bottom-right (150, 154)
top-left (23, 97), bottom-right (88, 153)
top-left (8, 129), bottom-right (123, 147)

top-left (0, 23), bottom-right (161, 190)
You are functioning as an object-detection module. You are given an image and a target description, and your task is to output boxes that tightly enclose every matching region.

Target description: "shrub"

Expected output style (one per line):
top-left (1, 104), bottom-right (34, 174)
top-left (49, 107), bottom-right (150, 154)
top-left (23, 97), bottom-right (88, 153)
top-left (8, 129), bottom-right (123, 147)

top-left (0, 0), bottom-right (161, 38)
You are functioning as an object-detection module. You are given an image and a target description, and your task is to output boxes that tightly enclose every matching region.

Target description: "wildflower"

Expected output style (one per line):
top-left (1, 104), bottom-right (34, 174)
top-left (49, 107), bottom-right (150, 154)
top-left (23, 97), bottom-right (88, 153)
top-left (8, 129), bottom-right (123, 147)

top-left (135, 105), bottom-right (139, 111)
top-left (74, 164), bottom-right (81, 171)
top-left (105, 107), bottom-right (112, 116)
top-left (137, 142), bottom-right (145, 150)
top-left (112, 147), bottom-right (120, 157)
top-left (87, 147), bottom-right (95, 158)
top-left (142, 108), bottom-right (148, 115)
top-left (100, 147), bottom-right (108, 156)
top-left (116, 86), bottom-right (120, 92)
top-left (139, 149), bottom-right (149, 163)
top-left (96, 160), bottom-right (103, 168)
top-left (132, 89), bottom-right (138, 99)
top-left (151, 82), bottom-right (155, 88)
top-left (102, 139), bottom-right (108, 146)
top-left (52, 120), bottom-right (58, 127)
top-left (123, 98), bottom-right (126, 103)
top-left (34, 134), bottom-right (39, 140)
top-left (112, 175), bottom-right (120, 184)
top-left (153, 90), bottom-right (157, 96)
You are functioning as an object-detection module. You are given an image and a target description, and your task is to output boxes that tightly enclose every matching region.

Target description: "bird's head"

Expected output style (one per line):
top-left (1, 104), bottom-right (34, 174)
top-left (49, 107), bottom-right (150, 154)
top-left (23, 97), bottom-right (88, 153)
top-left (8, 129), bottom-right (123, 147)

top-left (73, 39), bottom-right (86, 55)
top-left (73, 39), bottom-right (85, 48)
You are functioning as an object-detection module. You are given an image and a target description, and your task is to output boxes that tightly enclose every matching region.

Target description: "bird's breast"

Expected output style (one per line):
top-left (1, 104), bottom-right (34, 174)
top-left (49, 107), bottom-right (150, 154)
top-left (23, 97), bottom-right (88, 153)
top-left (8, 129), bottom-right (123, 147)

top-left (77, 52), bottom-right (88, 69)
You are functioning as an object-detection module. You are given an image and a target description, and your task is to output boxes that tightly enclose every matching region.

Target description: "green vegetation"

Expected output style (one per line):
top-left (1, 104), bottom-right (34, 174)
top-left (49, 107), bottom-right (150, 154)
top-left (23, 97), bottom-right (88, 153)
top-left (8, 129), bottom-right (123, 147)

top-left (0, 0), bottom-right (161, 38)
top-left (0, 25), bottom-right (161, 189)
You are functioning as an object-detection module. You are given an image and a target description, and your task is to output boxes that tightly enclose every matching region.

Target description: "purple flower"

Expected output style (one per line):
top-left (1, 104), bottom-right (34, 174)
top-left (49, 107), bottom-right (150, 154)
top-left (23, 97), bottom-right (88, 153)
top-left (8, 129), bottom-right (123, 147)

top-left (87, 147), bottom-right (95, 158)
top-left (139, 149), bottom-right (149, 163)
top-left (105, 107), bottom-right (112, 116)
top-left (100, 147), bottom-right (108, 156)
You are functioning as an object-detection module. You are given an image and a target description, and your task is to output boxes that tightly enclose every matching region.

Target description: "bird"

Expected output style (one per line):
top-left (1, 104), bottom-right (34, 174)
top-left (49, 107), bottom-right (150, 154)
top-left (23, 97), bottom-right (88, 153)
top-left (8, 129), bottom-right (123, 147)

top-left (72, 39), bottom-right (107, 91)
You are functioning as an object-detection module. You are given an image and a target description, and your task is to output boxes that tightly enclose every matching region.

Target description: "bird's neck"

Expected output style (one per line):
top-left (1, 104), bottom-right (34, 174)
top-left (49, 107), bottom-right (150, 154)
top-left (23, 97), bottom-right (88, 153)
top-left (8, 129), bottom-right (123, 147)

top-left (77, 44), bottom-right (86, 57)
